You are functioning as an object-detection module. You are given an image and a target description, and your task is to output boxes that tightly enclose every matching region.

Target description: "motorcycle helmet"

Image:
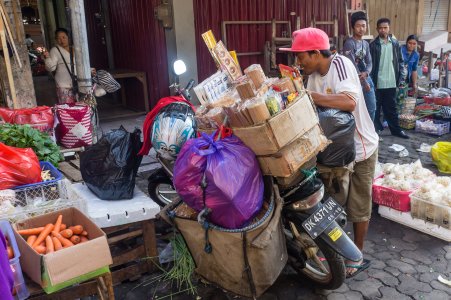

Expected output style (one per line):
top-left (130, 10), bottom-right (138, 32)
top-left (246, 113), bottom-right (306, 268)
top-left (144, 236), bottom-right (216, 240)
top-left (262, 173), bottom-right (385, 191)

top-left (151, 102), bottom-right (196, 160)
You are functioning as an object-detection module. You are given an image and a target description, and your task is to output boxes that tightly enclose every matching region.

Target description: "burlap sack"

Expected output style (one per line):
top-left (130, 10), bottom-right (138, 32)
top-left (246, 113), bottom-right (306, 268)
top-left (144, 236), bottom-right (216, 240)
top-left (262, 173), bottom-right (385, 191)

top-left (161, 182), bottom-right (287, 298)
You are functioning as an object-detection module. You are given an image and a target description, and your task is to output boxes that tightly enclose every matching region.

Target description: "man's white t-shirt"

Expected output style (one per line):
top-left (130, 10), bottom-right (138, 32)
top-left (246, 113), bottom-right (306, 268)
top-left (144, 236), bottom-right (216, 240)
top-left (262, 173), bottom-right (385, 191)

top-left (307, 54), bottom-right (378, 162)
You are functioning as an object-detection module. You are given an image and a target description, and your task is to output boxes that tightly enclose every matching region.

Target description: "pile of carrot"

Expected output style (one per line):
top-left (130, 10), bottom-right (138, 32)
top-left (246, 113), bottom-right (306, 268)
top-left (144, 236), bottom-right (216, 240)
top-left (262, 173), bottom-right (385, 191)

top-left (17, 215), bottom-right (89, 254)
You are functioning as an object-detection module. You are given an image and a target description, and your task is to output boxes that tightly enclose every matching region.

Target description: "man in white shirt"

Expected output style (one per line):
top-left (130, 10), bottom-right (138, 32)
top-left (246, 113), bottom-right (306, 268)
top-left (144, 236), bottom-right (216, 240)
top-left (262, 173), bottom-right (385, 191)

top-left (281, 28), bottom-right (378, 278)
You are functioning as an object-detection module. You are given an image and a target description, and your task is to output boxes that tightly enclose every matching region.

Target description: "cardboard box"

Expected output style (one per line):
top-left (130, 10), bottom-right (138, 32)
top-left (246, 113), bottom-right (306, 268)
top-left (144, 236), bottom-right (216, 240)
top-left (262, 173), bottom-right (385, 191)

top-left (14, 207), bottom-right (113, 293)
top-left (257, 125), bottom-right (330, 177)
top-left (232, 92), bottom-right (319, 155)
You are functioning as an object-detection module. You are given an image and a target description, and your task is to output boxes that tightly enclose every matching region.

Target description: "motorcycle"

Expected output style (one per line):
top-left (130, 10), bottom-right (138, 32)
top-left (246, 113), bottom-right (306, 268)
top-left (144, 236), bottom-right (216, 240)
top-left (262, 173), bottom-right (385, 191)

top-left (145, 61), bottom-right (362, 290)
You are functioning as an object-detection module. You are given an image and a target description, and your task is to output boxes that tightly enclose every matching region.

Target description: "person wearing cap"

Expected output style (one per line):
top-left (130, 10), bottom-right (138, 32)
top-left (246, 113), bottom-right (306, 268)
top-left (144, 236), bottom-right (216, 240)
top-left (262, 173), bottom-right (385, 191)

top-left (343, 11), bottom-right (376, 122)
top-left (281, 27), bottom-right (378, 278)
top-left (369, 18), bottom-right (409, 139)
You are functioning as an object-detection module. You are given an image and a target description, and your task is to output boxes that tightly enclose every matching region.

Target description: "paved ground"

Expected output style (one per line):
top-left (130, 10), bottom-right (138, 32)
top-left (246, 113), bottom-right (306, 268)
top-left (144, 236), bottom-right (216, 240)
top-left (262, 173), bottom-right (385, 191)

top-left (100, 117), bottom-right (451, 300)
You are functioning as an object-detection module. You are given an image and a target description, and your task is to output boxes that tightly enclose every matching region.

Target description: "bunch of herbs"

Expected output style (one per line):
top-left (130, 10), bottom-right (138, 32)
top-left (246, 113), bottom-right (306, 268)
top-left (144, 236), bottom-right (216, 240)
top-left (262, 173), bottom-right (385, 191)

top-left (0, 123), bottom-right (62, 166)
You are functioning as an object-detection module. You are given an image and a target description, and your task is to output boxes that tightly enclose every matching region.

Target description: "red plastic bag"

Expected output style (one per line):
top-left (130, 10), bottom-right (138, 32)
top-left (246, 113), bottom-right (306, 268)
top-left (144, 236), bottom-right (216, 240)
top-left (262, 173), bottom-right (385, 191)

top-left (0, 106), bottom-right (54, 134)
top-left (0, 142), bottom-right (42, 190)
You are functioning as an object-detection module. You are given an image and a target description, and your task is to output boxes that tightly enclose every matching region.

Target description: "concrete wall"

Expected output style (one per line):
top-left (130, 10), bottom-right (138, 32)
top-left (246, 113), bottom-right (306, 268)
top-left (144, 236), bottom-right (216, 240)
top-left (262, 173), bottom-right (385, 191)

top-left (172, 0), bottom-right (198, 90)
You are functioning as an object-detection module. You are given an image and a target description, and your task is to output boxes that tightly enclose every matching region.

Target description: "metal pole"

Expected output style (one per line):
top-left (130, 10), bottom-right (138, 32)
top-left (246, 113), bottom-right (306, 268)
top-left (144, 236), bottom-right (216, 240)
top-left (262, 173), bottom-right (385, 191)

top-left (68, 0), bottom-right (92, 95)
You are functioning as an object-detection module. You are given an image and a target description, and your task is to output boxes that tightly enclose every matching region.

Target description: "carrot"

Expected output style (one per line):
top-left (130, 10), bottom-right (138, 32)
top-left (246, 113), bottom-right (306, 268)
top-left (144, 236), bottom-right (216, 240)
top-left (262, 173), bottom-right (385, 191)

top-left (32, 224), bottom-right (54, 248)
top-left (7, 246), bottom-right (14, 259)
top-left (52, 237), bottom-right (63, 251)
top-left (70, 235), bottom-right (81, 244)
top-left (60, 224), bottom-right (67, 231)
top-left (34, 245), bottom-right (46, 254)
top-left (17, 227), bottom-right (45, 236)
top-left (54, 233), bottom-right (74, 248)
top-left (69, 225), bottom-right (83, 235)
top-left (45, 236), bottom-right (54, 253)
top-left (80, 236), bottom-right (89, 243)
top-left (39, 241), bottom-right (45, 247)
top-left (81, 231), bottom-right (88, 237)
top-left (26, 235), bottom-right (37, 246)
top-left (53, 215), bottom-right (63, 233)
top-left (60, 229), bottom-right (73, 239)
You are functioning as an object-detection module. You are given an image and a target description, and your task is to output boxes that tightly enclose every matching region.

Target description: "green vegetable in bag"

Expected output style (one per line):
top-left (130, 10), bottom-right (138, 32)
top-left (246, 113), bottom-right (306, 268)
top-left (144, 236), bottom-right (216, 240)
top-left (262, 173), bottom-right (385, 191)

top-left (0, 123), bottom-right (62, 166)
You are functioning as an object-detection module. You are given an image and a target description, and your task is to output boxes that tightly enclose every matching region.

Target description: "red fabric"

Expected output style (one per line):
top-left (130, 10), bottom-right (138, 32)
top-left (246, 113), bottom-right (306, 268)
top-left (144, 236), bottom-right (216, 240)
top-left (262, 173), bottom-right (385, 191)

top-left (0, 106), bottom-right (54, 134)
top-left (138, 96), bottom-right (195, 156)
top-left (55, 104), bottom-right (93, 148)
top-left (280, 28), bottom-right (330, 52)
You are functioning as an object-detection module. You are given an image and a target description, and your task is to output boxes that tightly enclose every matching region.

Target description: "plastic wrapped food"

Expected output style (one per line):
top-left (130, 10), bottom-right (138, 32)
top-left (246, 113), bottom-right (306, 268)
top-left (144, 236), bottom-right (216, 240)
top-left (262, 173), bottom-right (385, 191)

top-left (244, 64), bottom-right (266, 89)
top-left (243, 97), bottom-right (271, 125)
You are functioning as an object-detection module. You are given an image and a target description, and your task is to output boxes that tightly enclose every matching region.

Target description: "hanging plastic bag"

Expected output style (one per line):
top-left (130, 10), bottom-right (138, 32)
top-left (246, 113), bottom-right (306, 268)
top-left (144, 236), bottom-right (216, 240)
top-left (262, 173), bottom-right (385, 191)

top-left (0, 106), bottom-right (54, 134)
top-left (0, 143), bottom-right (42, 190)
top-left (316, 107), bottom-right (356, 167)
top-left (173, 132), bottom-right (264, 229)
top-left (431, 142), bottom-right (451, 174)
top-left (54, 104), bottom-right (93, 148)
top-left (80, 126), bottom-right (143, 200)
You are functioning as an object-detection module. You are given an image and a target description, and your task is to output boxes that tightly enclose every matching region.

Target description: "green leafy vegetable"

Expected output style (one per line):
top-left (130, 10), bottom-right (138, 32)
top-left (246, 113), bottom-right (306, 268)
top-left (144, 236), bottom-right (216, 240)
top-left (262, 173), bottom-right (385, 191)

top-left (0, 123), bottom-right (62, 166)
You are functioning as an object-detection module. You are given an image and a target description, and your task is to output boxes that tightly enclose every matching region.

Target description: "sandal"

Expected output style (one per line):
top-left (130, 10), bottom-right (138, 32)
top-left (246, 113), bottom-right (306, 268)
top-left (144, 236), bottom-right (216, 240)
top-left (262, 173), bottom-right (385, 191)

top-left (345, 258), bottom-right (371, 279)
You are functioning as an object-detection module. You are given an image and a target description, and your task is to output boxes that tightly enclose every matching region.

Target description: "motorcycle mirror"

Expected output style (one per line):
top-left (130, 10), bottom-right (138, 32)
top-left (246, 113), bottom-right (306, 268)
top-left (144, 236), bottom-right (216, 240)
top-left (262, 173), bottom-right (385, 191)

top-left (173, 59), bottom-right (187, 75)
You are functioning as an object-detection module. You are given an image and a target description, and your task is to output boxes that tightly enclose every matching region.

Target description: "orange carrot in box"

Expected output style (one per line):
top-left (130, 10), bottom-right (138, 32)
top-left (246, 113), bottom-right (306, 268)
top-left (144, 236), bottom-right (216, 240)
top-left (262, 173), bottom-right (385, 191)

top-left (81, 231), bottom-right (88, 237)
top-left (80, 236), bottom-right (89, 243)
top-left (7, 246), bottom-right (14, 259)
top-left (52, 237), bottom-right (63, 251)
top-left (26, 235), bottom-right (37, 246)
top-left (60, 224), bottom-right (67, 231)
top-left (54, 233), bottom-right (74, 248)
top-left (34, 245), bottom-right (46, 254)
top-left (17, 227), bottom-right (45, 236)
top-left (32, 224), bottom-right (54, 248)
top-left (53, 215), bottom-right (63, 233)
top-left (45, 236), bottom-right (54, 253)
top-left (60, 229), bottom-right (73, 239)
top-left (70, 235), bottom-right (81, 244)
top-left (69, 225), bottom-right (83, 235)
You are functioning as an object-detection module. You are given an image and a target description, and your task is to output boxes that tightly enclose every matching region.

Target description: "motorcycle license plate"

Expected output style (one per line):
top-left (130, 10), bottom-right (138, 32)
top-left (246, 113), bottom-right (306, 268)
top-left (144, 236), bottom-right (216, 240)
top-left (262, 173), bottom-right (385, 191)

top-left (302, 197), bottom-right (343, 239)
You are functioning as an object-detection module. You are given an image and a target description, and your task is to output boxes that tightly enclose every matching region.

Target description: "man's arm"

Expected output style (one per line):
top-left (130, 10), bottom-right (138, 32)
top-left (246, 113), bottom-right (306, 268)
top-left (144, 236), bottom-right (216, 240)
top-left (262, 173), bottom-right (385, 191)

top-left (342, 39), bottom-right (359, 71)
top-left (309, 91), bottom-right (356, 112)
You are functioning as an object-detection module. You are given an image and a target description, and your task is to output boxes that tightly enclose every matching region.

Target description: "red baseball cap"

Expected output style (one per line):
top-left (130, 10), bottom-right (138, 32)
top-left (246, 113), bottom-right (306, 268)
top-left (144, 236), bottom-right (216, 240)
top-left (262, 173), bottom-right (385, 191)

top-left (280, 28), bottom-right (330, 52)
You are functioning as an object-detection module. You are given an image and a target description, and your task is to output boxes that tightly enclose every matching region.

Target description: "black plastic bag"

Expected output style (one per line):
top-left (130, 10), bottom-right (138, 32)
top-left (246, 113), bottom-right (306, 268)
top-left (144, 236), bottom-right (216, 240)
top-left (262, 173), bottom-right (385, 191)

top-left (316, 107), bottom-right (356, 167)
top-left (80, 126), bottom-right (143, 200)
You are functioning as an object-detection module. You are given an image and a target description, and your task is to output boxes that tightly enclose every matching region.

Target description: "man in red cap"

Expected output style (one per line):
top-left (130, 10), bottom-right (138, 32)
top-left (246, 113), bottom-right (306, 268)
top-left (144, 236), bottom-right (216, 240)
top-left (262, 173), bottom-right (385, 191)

top-left (281, 28), bottom-right (378, 278)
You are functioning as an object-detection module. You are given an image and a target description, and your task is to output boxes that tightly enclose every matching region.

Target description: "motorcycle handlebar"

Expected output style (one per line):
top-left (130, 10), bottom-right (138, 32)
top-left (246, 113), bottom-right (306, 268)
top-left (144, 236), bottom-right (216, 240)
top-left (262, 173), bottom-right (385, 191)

top-left (184, 79), bottom-right (195, 92)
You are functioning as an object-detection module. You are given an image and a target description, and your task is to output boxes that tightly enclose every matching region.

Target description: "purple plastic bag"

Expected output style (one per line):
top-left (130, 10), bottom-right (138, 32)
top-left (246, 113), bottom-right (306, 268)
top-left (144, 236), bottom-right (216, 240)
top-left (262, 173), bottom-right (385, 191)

top-left (173, 132), bottom-right (264, 229)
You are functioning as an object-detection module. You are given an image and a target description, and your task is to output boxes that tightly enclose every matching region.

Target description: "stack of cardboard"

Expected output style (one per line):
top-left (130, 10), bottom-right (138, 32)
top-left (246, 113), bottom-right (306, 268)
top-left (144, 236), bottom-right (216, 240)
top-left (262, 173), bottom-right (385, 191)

top-left (195, 30), bottom-right (329, 177)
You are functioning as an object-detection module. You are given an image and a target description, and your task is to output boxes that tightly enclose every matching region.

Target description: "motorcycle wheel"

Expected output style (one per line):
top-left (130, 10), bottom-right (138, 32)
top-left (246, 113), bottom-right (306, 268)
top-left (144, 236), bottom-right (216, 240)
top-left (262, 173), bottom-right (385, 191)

top-left (147, 168), bottom-right (178, 207)
top-left (287, 229), bottom-right (346, 290)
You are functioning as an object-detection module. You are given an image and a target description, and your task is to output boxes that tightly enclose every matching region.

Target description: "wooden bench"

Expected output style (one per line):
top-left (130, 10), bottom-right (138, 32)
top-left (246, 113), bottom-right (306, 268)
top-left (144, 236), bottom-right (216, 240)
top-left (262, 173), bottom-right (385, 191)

top-left (109, 69), bottom-right (150, 113)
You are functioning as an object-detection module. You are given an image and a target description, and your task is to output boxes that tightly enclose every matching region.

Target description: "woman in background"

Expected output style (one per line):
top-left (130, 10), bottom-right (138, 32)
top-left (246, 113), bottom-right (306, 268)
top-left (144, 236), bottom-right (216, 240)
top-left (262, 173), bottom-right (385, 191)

top-left (44, 28), bottom-right (77, 104)
top-left (401, 35), bottom-right (420, 95)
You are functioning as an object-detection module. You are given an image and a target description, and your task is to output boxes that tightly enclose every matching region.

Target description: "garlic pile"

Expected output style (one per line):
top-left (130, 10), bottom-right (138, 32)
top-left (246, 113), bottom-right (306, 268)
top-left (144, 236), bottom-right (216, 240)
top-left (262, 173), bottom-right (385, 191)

top-left (412, 176), bottom-right (451, 207)
top-left (374, 160), bottom-right (435, 191)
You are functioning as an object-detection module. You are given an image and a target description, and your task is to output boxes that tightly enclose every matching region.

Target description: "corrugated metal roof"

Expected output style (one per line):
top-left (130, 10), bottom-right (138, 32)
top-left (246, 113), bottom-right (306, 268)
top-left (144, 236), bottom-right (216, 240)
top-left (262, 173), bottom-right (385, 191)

top-left (422, 0), bottom-right (450, 34)
top-left (106, 0), bottom-right (169, 109)
top-left (193, 0), bottom-right (347, 81)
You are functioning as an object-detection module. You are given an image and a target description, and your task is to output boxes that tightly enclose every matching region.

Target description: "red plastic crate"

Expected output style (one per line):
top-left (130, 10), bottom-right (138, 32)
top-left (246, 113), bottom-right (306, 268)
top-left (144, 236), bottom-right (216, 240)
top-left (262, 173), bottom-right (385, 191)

top-left (433, 97), bottom-right (451, 106)
top-left (372, 175), bottom-right (415, 212)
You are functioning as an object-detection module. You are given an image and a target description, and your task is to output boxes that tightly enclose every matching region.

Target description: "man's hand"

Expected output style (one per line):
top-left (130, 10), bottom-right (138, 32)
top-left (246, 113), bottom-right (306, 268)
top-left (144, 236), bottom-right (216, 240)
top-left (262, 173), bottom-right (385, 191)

top-left (358, 72), bottom-right (368, 81)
